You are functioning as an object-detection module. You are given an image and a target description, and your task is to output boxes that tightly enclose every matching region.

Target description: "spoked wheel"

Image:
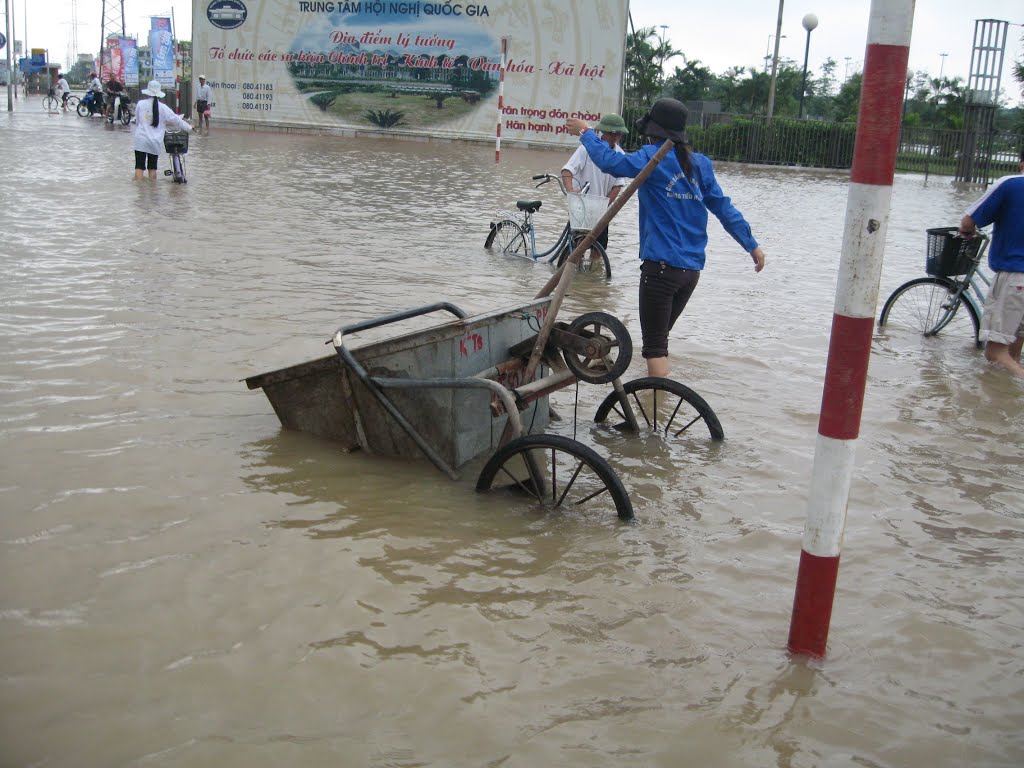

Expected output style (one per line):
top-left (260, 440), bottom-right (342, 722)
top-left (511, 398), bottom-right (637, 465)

top-left (171, 154), bottom-right (187, 184)
top-left (476, 434), bottom-right (634, 521)
top-left (561, 311), bottom-right (632, 384)
top-left (119, 107), bottom-right (132, 125)
top-left (77, 101), bottom-right (92, 117)
top-left (878, 277), bottom-right (981, 348)
top-left (484, 219), bottom-right (528, 256)
top-left (66, 95), bottom-right (81, 110)
top-left (595, 377), bottom-right (725, 441)
top-left (43, 96), bottom-right (60, 112)
top-left (556, 235), bottom-right (612, 279)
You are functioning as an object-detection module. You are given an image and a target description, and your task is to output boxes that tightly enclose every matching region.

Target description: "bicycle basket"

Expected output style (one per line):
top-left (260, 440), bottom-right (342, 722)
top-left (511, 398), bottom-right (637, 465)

top-left (925, 227), bottom-right (981, 277)
top-left (163, 131), bottom-right (190, 155)
top-left (566, 192), bottom-right (608, 232)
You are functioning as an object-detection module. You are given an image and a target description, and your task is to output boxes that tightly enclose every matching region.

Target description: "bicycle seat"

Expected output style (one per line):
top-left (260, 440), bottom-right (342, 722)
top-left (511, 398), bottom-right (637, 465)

top-left (516, 200), bottom-right (542, 214)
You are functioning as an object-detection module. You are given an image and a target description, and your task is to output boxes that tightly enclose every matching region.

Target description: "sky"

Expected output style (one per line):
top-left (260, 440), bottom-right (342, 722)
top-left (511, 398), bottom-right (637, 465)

top-left (9, 0), bottom-right (1023, 103)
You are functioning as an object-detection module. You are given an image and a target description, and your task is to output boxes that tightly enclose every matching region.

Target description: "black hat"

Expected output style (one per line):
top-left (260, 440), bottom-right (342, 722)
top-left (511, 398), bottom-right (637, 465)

top-left (634, 98), bottom-right (689, 144)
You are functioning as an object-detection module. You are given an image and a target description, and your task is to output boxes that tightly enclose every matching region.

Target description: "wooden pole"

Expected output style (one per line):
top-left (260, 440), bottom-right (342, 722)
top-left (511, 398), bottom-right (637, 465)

top-left (523, 140), bottom-right (675, 385)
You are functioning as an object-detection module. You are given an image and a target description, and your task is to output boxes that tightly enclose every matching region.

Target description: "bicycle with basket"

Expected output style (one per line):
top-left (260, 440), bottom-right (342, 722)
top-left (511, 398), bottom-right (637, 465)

top-left (485, 174), bottom-right (613, 279)
top-left (878, 226), bottom-right (991, 347)
top-left (163, 130), bottom-right (190, 184)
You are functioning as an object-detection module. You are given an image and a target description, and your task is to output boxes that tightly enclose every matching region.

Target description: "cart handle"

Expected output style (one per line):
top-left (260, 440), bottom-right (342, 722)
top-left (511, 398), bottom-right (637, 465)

top-left (330, 301), bottom-right (469, 350)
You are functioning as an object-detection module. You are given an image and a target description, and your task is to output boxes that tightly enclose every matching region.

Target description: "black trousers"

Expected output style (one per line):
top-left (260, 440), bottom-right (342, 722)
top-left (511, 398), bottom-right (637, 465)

top-left (638, 260), bottom-right (700, 359)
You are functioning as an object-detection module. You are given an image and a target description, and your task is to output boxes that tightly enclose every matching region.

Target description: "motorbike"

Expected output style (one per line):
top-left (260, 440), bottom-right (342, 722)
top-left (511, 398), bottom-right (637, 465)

top-left (77, 91), bottom-right (105, 118)
top-left (107, 92), bottom-right (133, 125)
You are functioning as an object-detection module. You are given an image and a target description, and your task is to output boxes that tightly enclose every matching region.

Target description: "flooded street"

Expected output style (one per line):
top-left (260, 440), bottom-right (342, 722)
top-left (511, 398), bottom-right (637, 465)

top-left (2, 99), bottom-right (1023, 767)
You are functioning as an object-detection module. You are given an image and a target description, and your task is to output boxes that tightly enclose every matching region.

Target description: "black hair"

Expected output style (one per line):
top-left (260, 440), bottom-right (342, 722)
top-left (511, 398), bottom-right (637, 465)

top-left (675, 145), bottom-right (693, 178)
top-left (151, 95), bottom-right (160, 128)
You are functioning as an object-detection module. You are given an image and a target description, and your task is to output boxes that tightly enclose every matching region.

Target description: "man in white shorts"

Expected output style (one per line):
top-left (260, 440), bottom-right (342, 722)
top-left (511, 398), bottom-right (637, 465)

top-left (959, 148), bottom-right (1024, 378)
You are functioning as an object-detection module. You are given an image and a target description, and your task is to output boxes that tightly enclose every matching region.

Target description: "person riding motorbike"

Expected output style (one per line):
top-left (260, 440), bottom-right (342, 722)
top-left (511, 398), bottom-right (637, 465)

top-left (105, 77), bottom-right (127, 119)
top-left (86, 72), bottom-right (104, 115)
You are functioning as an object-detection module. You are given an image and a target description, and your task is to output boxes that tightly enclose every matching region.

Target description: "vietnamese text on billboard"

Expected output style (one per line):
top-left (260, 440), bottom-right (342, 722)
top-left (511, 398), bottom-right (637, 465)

top-left (193, 1), bottom-right (628, 146)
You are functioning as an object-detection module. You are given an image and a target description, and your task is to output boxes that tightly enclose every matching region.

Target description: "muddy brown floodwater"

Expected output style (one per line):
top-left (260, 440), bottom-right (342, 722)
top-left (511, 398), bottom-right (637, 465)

top-left (1, 98), bottom-right (1022, 767)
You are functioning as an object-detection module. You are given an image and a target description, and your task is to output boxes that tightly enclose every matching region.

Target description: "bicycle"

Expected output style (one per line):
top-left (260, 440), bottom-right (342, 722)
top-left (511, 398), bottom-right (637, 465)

top-left (877, 226), bottom-right (991, 348)
top-left (163, 130), bottom-right (189, 183)
top-left (43, 88), bottom-right (77, 112)
top-left (485, 173), bottom-right (612, 279)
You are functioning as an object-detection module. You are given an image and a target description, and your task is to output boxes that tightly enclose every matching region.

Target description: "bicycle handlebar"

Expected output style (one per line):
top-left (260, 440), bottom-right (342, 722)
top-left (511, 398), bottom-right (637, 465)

top-left (532, 173), bottom-right (576, 196)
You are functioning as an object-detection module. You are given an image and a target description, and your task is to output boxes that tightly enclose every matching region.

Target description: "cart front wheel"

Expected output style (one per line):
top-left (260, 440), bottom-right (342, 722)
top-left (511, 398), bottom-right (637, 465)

top-left (476, 434), bottom-right (633, 521)
top-left (562, 311), bottom-right (631, 384)
top-left (595, 377), bottom-right (724, 441)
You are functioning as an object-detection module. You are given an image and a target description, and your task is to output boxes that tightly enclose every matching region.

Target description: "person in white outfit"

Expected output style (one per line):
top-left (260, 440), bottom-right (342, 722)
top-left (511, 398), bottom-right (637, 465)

top-left (55, 74), bottom-right (71, 110)
top-left (133, 80), bottom-right (195, 181)
top-left (195, 75), bottom-right (213, 133)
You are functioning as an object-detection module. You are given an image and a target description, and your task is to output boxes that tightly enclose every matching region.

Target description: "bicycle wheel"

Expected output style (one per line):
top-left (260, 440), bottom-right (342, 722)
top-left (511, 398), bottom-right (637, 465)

top-left (171, 153), bottom-right (187, 183)
top-left (878, 277), bottom-right (981, 347)
top-left (43, 96), bottom-right (59, 112)
top-left (476, 433), bottom-right (634, 521)
top-left (77, 100), bottom-right (91, 117)
top-left (556, 234), bottom-right (612, 279)
top-left (595, 377), bottom-right (725, 441)
top-left (484, 219), bottom-right (528, 256)
top-left (119, 106), bottom-right (132, 125)
top-left (66, 96), bottom-right (81, 110)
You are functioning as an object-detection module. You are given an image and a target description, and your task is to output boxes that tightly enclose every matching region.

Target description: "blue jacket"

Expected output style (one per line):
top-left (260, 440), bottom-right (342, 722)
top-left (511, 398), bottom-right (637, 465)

top-left (579, 130), bottom-right (758, 270)
top-left (965, 174), bottom-right (1024, 273)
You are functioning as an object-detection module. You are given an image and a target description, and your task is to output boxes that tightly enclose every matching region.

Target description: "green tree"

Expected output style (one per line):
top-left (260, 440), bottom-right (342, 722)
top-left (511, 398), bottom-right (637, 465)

top-left (664, 59), bottom-right (715, 102)
top-left (364, 109), bottom-right (406, 128)
top-left (832, 72), bottom-right (862, 122)
top-left (625, 26), bottom-right (663, 106)
top-left (310, 92), bottom-right (337, 112)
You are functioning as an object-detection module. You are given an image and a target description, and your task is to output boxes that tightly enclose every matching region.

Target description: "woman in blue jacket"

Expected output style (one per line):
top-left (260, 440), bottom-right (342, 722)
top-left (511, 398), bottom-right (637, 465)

top-left (567, 99), bottom-right (766, 377)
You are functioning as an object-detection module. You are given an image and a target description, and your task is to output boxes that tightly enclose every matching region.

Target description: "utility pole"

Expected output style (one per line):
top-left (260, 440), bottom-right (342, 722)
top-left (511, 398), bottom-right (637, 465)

top-left (766, 0), bottom-right (785, 120)
top-left (938, 52), bottom-right (948, 80)
top-left (99, 0), bottom-right (125, 78)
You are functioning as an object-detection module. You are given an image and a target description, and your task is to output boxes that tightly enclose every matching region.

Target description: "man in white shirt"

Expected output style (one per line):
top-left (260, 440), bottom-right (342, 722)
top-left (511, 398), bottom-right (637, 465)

top-left (55, 74), bottom-right (71, 110)
top-left (88, 72), bottom-right (104, 115)
top-left (561, 113), bottom-right (630, 254)
top-left (195, 75), bottom-right (213, 133)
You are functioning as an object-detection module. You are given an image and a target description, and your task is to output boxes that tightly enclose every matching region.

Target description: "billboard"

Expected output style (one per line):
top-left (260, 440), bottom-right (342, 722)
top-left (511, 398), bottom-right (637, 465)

top-left (151, 17), bottom-right (176, 87)
top-left (101, 38), bottom-right (123, 83)
top-left (193, 0), bottom-right (628, 147)
top-left (122, 38), bottom-right (140, 86)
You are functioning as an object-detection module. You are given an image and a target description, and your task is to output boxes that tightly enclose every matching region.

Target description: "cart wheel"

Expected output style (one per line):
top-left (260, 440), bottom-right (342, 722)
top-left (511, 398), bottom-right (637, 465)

top-left (476, 434), bottom-right (634, 521)
top-left (561, 311), bottom-right (632, 385)
top-left (594, 377), bottom-right (724, 441)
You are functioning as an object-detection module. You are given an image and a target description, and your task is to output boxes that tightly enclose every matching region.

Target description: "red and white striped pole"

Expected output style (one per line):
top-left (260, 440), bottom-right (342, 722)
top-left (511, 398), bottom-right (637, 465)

top-left (495, 37), bottom-right (508, 163)
top-left (788, 0), bottom-right (915, 658)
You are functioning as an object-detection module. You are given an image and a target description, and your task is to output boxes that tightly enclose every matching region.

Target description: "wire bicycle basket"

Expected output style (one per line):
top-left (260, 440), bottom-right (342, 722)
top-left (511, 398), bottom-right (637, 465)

top-left (925, 227), bottom-right (983, 277)
top-left (566, 192), bottom-right (608, 233)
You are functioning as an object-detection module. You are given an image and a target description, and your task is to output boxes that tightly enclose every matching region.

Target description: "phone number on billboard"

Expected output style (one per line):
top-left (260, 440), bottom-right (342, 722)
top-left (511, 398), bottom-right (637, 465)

top-left (241, 83), bottom-right (273, 109)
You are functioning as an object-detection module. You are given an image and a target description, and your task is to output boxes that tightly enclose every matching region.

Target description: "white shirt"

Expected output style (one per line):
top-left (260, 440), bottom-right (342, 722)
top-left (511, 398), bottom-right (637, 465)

top-left (133, 97), bottom-right (193, 156)
top-left (90, 77), bottom-right (103, 92)
top-left (562, 141), bottom-right (629, 200)
top-left (196, 83), bottom-right (212, 102)
top-left (57, 78), bottom-right (70, 94)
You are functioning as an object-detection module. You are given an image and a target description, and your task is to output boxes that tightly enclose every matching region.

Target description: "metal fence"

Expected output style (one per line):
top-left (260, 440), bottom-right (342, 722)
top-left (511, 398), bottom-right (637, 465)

top-left (620, 105), bottom-right (1021, 182)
